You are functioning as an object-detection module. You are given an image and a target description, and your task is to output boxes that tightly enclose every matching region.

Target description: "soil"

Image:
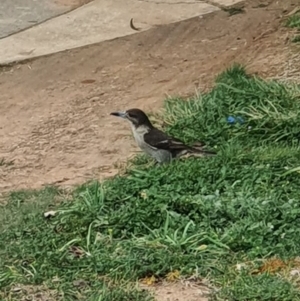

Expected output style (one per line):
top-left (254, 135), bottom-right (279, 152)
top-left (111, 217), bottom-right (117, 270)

top-left (0, 0), bottom-right (298, 194)
top-left (141, 280), bottom-right (212, 301)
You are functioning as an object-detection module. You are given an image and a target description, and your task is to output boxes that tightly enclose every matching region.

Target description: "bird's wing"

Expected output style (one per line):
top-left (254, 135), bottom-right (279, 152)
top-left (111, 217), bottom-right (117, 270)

top-left (144, 128), bottom-right (216, 156)
top-left (144, 128), bottom-right (190, 150)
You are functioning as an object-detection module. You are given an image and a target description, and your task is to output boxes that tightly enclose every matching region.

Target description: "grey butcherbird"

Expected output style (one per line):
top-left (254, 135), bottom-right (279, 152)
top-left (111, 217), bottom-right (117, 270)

top-left (110, 108), bottom-right (216, 164)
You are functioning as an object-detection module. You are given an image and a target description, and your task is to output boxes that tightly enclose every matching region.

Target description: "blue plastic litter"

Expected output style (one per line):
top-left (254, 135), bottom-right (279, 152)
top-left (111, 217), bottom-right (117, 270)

top-left (226, 116), bottom-right (245, 125)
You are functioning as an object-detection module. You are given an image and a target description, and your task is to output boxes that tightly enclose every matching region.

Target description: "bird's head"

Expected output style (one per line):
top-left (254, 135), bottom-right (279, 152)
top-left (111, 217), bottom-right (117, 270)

top-left (110, 108), bottom-right (153, 128)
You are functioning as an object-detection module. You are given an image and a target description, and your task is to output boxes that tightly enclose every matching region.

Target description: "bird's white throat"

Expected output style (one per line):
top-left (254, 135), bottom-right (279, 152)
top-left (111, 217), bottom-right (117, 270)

top-left (130, 124), bottom-right (151, 149)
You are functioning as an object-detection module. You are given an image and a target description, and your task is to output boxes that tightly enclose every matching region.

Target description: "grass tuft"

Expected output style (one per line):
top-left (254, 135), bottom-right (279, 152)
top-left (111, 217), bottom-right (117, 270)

top-left (285, 14), bottom-right (300, 29)
top-left (1, 64), bottom-right (300, 300)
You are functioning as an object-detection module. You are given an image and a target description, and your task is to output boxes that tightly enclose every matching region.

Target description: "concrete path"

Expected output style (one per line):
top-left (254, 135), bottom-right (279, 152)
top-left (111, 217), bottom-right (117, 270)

top-left (0, 0), bottom-right (76, 39)
top-left (0, 0), bottom-right (243, 65)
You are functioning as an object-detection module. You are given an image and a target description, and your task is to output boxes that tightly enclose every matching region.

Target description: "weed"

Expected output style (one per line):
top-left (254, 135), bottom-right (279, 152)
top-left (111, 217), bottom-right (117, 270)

top-left (1, 65), bottom-right (300, 300)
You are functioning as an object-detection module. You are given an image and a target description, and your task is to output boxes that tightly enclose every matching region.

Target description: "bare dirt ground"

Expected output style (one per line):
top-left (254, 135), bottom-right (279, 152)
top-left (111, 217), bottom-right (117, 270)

top-left (0, 0), bottom-right (299, 194)
top-left (141, 280), bottom-right (212, 301)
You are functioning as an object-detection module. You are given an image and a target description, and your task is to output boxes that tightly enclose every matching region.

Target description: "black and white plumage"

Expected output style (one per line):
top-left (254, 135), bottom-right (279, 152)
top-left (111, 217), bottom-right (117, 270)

top-left (110, 108), bottom-right (216, 163)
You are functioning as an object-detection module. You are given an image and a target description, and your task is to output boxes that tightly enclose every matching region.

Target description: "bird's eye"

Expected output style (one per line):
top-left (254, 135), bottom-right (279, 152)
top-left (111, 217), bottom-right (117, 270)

top-left (128, 113), bottom-right (137, 119)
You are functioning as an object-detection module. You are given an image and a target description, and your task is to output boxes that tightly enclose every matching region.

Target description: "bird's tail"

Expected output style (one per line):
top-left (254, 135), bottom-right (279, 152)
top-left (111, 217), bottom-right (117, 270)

top-left (189, 142), bottom-right (217, 157)
top-left (176, 146), bottom-right (216, 160)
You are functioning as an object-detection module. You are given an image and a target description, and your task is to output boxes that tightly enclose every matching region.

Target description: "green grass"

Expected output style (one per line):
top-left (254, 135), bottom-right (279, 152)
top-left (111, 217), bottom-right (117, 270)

top-left (285, 13), bottom-right (300, 43)
top-left (285, 13), bottom-right (300, 29)
top-left (1, 64), bottom-right (300, 300)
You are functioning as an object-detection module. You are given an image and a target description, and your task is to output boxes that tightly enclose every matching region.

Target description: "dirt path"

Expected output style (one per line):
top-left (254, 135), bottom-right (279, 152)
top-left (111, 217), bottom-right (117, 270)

top-left (0, 0), bottom-right (298, 191)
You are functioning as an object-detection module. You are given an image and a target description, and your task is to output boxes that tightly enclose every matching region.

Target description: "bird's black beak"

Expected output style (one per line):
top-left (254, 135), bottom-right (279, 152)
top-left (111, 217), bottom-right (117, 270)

top-left (110, 111), bottom-right (127, 119)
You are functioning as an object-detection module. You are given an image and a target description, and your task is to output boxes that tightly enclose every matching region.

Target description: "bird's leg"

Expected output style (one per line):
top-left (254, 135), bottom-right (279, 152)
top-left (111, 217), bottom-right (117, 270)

top-left (153, 158), bottom-right (168, 166)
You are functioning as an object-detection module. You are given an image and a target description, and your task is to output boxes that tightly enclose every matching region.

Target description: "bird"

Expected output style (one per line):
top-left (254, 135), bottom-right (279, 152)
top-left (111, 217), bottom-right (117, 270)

top-left (110, 108), bottom-right (216, 164)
